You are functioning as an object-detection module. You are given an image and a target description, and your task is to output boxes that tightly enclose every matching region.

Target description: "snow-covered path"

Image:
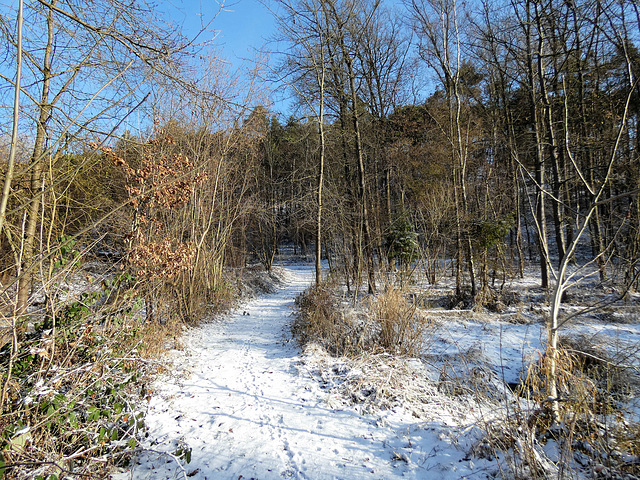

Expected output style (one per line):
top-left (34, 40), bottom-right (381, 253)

top-left (117, 265), bottom-right (434, 480)
top-left (112, 263), bottom-right (640, 480)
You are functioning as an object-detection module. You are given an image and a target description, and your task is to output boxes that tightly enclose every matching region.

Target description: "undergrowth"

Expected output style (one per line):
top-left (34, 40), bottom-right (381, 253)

top-left (0, 268), bottom-right (152, 479)
top-left (293, 283), bottom-right (429, 357)
top-left (471, 336), bottom-right (640, 479)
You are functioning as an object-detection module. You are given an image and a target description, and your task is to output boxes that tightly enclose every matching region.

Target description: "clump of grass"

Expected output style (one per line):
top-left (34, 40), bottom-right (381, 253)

top-left (474, 287), bottom-right (521, 313)
top-left (299, 346), bottom-right (440, 416)
top-left (293, 284), bottom-right (429, 357)
top-left (471, 415), bottom-right (557, 480)
top-left (523, 336), bottom-right (633, 420)
top-left (292, 283), bottom-right (354, 355)
top-left (482, 336), bottom-right (640, 479)
top-left (369, 286), bottom-right (428, 356)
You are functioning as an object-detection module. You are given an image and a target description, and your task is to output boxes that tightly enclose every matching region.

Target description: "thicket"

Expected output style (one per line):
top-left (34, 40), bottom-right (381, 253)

top-left (0, 113), bottom-right (280, 476)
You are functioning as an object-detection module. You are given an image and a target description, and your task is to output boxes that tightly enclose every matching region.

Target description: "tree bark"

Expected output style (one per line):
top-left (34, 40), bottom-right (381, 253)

top-left (526, 0), bottom-right (550, 289)
top-left (17, 0), bottom-right (56, 313)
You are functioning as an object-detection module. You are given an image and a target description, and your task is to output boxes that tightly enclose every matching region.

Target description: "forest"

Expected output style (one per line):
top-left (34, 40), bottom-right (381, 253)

top-left (0, 0), bottom-right (639, 477)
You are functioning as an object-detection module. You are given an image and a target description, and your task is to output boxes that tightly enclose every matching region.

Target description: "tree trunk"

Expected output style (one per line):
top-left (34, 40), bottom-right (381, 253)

top-left (527, 0), bottom-right (549, 289)
top-left (17, 0), bottom-right (56, 313)
top-left (0, 0), bottom-right (23, 240)
top-left (315, 96), bottom-right (325, 286)
top-left (536, 11), bottom-right (566, 268)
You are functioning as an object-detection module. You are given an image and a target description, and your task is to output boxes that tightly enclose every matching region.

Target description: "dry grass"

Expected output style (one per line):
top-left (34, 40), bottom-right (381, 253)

top-left (293, 284), bottom-right (430, 357)
top-left (292, 283), bottom-right (351, 355)
top-left (478, 336), bottom-right (640, 479)
top-left (0, 258), bottom-right (270, 478)
top-left (521, 336), bottom-right (635, 420)
top-left (298, 344), bottom-right (444, 417)
top-left (370, 286), bottom-right (429, 356)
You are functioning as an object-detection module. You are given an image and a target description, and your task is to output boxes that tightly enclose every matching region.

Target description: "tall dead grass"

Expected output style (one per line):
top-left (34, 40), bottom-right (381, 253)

top-left (292, 283), bottom-right (349, 354)
top-left (469, 336), bottom-right (640, 479)
top-left (0, 254), bottom-right (244, 479)
top-left (370, 286), bottom-right (428, 356)
top-left (293, 284), bottom-right (429, 357)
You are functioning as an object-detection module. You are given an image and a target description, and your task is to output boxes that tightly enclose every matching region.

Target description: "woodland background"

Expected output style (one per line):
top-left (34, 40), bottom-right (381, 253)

top-left (0, 0), bottom-right (639, 477)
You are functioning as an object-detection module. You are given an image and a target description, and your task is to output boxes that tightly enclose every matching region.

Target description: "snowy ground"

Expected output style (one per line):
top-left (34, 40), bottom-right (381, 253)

top-left (113, 264), bottom-right (498, 479)
top-left (113, 263), bottom-right (640, 480)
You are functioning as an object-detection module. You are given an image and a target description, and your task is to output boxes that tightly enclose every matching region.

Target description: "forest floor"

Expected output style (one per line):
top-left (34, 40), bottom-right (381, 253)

top-left (112, 261), bottom-right (640, 480)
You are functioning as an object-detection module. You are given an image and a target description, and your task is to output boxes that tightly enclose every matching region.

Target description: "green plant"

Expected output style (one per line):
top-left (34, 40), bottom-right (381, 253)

top-left (0, 279), bottom-right (149, 479)
top-left (175, 443), bottom-right (192, 464)
top-left (386, 213), bottom-right (420, 266)
top-left (472, 214), bottom-right (515, 251)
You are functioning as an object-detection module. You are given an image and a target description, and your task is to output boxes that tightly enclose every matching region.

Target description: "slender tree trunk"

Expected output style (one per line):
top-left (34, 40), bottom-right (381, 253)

top-left (350, 76), bottom-right (377, 295)
top-left (453, 164), bottom-right (463, 297)
top-left (17, 0), bottom-right (56, 313)
top-left (505, 106), bottom-right (525, 278)
top-left (336, 104), bottom-right (360, 292)
top-left (526, 0), bottom-right (549, 289)
top-left (342, 52), bottom-right (376, 294)
top-left (535, 11), bottom-right (566, 267)
top-left (315, 93), bottom-right (325, 286)
top-left (0, 0), bottom-right (24, 416)
top-left (453, 88), bottom-right (476, 298)
top-left (386, 167), bottom-right (392, 222)
top-left (0, 1), bottom-right (23, 239)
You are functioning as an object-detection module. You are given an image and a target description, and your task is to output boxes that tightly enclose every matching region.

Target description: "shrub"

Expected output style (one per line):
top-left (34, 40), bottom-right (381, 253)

top-left (293, 284), bottom-right (429, 357)
top-left (386, 213), bottom-right (419, 266)
top-left (370, 286), bottom-right (428, 356)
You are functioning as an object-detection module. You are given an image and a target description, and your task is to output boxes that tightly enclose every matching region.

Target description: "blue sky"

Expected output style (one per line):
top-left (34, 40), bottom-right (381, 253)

top-left (170, 0), bottom-right (419, 115)
top-left (169, 0), bottom-right (288, 111)
top-left (174, 0), bottom-right (276, 69)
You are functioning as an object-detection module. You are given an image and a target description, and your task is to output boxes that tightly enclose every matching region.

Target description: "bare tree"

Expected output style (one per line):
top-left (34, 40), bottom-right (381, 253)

top-left (321, 0), bottom-right (380, 294)
top-left (355, 6), bottom-right (413, 279)
top-left (0, 0), bottom-right (221, 418)
top-left (408, 0), bottom-right (478, 298)
top-left (0, 0), bottom-right (214, 313)
top-left (268, 0), bottom-right (331, 284)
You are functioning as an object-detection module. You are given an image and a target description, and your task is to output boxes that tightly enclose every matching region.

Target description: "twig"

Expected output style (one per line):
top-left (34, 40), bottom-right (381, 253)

top-left (561, 348), bottom-right (640, 374)
top-left (130, 448), bottom-right (189, 480)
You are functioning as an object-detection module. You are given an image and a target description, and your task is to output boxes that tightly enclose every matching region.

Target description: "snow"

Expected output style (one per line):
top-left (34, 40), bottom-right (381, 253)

top-left (114, 265), bottom-right (494, 479)
top-left (426, 316), bottom-right (546, 385)
top-left (113, 263), bottom-right (640, 480)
